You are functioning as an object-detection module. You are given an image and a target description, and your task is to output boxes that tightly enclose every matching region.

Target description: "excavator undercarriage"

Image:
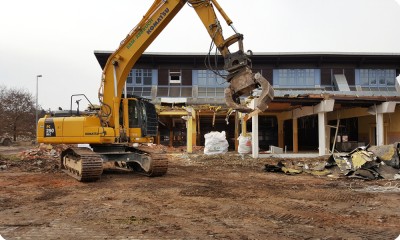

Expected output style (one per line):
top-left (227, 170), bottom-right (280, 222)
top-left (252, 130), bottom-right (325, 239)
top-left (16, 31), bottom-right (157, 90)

top-left (60, 146), bottom-right (168, 182)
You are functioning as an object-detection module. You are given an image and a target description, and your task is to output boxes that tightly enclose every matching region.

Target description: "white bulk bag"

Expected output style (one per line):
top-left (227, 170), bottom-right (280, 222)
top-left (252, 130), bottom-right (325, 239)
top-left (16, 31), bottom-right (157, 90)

top-left (204, 131), bottom-right (229, 155)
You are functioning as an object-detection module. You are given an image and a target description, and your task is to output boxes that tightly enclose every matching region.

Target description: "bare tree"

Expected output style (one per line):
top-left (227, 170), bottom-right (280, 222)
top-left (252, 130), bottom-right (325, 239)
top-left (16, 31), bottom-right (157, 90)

top-left (0, 86), bottom-right (36, 141)
top-left (0, 85), bottom-right (8, 136)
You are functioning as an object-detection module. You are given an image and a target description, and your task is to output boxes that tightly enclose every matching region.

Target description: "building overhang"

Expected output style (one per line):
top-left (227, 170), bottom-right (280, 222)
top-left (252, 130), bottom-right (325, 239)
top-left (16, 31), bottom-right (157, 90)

top-left (93, 51), bottom-right (400, 70)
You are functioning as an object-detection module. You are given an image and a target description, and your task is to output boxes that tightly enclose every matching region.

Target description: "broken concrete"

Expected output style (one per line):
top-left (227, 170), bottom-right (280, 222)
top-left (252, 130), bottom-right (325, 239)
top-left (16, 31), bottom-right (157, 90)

top-left (264, 144), bottom-right (400, 180)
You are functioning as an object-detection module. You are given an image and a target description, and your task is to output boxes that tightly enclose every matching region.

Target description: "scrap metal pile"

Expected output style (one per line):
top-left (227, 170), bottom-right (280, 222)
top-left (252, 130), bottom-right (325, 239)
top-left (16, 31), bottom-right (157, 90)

top-left (264, 143), bottom-right (400, 180)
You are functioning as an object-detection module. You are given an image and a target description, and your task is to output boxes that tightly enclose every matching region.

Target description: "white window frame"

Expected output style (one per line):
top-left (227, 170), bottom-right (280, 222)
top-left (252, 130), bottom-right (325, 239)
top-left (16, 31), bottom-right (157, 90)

top-left (169, 70), bottom-right (182, 84)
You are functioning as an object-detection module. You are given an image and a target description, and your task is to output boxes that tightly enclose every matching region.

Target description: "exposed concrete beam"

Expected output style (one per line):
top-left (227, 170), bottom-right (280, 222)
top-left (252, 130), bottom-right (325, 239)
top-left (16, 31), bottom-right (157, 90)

top-left (292, 106), bottom-right (314, 119)
top-left (367, 102), bottom-right (397, 114)
top-left (279, 99), bottom-right (335, 121)
top-left (327, 107), bottom-right (370, 121)
top-left (314, 99), bottom-right (335, 113)
top-left (158, 111), bottom-right (187, 116)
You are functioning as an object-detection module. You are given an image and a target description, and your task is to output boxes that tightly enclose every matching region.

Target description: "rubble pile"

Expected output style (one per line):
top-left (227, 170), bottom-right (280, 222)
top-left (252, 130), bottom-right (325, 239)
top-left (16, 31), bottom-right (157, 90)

top-left (137, 143), bottom-right (204, 153)
top-left (4, 144), bottom-right (71, 172)
top-left (165, 146), bottom-right (204, 153)
top-left (264, 143), bottom-right (400, 180)
top-left (136, 143), bottom-right (165, 152)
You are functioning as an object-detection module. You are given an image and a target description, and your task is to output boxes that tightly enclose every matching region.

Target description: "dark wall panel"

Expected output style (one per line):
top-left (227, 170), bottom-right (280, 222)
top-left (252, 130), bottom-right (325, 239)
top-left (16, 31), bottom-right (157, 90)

top-left (158, 69), bottom-right (169, 85)
top-left (182, 70), bottom-right (192, 86)
top-left (344, 68), bottom-right (355, 85)
top-left (262, 68), bottom-right (273, 85)
top-left (321, 68), bottom-right (331, 85)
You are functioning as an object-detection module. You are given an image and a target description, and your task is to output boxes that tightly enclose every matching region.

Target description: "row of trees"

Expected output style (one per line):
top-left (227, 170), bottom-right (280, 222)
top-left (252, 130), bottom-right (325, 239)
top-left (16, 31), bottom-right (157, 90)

top-left (0, 85), bottom-right (42, 141)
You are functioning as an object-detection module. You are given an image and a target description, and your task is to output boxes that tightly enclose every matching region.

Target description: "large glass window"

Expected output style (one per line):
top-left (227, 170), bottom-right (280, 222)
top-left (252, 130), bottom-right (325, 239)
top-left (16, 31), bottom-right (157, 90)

top-left (135, 69), bottom-right (152, 85)
top-left (197, 70), bottom-right (228, 98)
top-left (275, 69), bottom-right (317, 87)
top-left (126, 69), bottom-right (153, 98)
top-left (359, 69), bottom-right (396, 86)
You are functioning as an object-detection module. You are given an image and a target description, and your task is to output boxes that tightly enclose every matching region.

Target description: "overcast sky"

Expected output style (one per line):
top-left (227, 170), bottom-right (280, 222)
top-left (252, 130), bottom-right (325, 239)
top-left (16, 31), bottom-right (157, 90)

top-left (1, 0), bottom-right (400, 110)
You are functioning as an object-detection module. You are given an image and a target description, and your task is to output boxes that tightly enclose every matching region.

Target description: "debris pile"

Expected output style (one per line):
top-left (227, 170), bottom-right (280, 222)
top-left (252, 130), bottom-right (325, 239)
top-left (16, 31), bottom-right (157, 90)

top-left (329, 144), bottom-right (400, 180)
top-left (2, 144), bottom-right (72, 172)
top-left (137, 143), bottom-right (168, 153)
top-left (264, 143), bottom-right (400, 180)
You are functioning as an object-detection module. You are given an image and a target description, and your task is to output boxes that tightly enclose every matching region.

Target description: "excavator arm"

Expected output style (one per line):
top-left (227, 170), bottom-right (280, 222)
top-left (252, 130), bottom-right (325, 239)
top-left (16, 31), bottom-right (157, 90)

top-left (189, 0), bottom-right (274, 113)
top-left (99, 0), bottom-right (274, 131)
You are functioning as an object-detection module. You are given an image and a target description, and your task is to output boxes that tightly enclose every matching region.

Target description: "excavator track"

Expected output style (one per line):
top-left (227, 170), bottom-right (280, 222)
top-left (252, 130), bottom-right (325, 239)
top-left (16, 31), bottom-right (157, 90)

top-left (130, 146), bottom-right (168, 177)
top-left (142, 151), bottom-right (168, 177)
top-left (61, 147), bottom-right (103, 182)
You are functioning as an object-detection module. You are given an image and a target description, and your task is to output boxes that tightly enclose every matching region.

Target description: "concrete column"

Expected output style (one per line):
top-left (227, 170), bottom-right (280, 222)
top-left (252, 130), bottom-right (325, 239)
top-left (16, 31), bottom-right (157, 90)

top-left (250, 99), bottom-right (259, 158)
top-left (234, 112), bottom-right (239, 152)
top-left (155, 132), bottom-right (160, 145)
top-left (169, 129), bottom-right (173, 147)
top-left (277, 117), bottom-right (284, 149)
top-left (318, 112), bottom-right (328, 156)
top-left (241, 113), bottom-right (247, 135)
top-left (191, 114), bottom-right (197, 147)
top-left (314, 100), bottom-right (335, 156)
top-left (376, 113), bottom-right (384, 146)
top-left (251, 114), bottom-right (259, 159)
top-left (368, 102), bottom-right (396, 146)
top-left (293, 118), bottom-right (298, 153)
top-left (187, 116), bottom-right (193, 153)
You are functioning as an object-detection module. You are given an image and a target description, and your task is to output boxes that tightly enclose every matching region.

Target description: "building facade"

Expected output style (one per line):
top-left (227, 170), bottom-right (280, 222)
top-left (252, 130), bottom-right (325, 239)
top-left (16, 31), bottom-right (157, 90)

top-left (95, 51), bottom-right (400, 154)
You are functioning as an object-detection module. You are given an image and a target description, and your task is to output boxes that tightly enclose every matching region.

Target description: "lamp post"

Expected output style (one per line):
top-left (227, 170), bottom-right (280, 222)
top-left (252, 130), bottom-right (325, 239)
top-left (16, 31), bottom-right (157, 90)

top-left (35, 75), bottom-right (42, 142)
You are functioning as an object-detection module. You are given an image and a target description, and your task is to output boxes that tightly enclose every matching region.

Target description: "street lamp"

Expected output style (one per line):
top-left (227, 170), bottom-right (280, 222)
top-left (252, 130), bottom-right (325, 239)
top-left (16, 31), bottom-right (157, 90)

top-left (35, 74), bottom-right (42, 142)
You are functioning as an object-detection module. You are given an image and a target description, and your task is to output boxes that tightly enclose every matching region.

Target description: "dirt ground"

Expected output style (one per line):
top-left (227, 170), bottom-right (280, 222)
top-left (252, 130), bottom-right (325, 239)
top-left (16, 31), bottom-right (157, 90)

top-left (1, 145), bottom-right (400, 240)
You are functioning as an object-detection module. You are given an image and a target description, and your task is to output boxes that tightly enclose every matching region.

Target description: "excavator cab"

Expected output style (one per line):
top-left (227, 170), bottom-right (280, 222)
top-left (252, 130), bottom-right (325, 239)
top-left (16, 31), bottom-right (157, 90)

top-left (119, 97), bottom-right (158, 143)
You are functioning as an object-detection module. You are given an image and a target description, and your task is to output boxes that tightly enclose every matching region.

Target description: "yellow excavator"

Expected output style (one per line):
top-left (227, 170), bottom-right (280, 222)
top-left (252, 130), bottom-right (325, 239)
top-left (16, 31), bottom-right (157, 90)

top-left (37, 0), bottom-right (274, 181)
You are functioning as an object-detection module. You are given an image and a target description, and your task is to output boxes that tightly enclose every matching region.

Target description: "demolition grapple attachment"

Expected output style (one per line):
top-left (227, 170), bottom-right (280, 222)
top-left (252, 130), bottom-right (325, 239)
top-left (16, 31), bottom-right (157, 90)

top-left (224, 66), bottom-right (274, 113)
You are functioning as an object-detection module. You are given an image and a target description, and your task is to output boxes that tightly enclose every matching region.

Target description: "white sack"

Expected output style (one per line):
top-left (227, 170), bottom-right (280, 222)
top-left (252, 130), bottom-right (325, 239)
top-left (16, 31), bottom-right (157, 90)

top-left (238, 134), bottom-right (252, 154)
top-left (204, 131), bottom-right (229, 155)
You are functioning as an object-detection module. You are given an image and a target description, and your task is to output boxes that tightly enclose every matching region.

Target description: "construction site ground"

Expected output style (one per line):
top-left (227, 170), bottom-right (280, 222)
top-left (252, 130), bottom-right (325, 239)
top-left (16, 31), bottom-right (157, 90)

top-left (1, 144), bottom-right (399, 240)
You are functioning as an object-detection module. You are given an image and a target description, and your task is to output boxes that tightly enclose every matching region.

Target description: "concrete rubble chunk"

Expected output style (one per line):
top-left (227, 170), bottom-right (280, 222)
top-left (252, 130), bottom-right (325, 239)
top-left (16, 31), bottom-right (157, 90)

top-left (368, 143), bottom-right (400, 168)
top-left (376, 164), bottom-right (399, 180)
top-left (264, 144), bottom-right (400, 180)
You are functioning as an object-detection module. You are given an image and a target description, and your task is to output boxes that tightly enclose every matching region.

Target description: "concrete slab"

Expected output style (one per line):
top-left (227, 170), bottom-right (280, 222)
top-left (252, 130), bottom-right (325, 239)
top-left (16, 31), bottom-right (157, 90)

top-left (258, 153), bottom-right (322, 159)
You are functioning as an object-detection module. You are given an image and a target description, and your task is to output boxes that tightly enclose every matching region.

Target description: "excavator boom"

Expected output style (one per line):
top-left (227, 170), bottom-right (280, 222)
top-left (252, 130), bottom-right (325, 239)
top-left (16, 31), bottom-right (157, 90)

top-left (37, 0), bottom-right (274, 182)
top-left (99, 0), bottom-right (274, 131)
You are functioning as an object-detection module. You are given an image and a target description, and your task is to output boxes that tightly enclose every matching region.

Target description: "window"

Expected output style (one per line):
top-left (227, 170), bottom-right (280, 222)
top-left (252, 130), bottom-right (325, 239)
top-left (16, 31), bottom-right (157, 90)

top-left (197, 70), bottom-right (228, 86)
top-left (359, 69), bottom-right (396, 86)
top-left (169, 70), bottom-right (181, 84)
top-left (134, 69), bottom-right (152, 85)
top-left (197, 70), bottom-right (228, 98)
top-left (127, 71), bottom-right (133, 84)
top-left (156, 69), bottom-right (192, 98)
top-left (275, 69), bottom-right (317, 87)
top-left (125, 69), bottom-right (153, 98)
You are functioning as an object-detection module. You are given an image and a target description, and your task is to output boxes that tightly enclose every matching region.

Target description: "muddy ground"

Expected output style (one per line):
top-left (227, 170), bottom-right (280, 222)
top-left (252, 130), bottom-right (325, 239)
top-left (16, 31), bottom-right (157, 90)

top-left (0, 145), bottom-right (400, 240)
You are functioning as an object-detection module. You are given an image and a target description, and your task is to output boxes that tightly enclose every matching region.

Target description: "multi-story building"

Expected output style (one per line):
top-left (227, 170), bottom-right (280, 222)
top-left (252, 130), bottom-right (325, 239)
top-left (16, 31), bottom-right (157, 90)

top-left (95, 51), bottom-right (400, 155)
